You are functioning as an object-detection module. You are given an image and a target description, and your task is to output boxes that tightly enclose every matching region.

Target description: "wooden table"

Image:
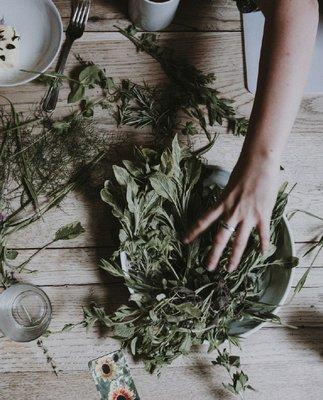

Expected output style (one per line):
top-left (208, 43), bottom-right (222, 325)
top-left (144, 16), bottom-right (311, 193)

top-left (1, 1), bottom-right (323, 399)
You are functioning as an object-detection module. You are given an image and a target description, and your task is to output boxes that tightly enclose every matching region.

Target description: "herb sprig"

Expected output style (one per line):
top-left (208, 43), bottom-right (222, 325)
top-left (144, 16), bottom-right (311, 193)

top-left (0, 96), bottom-right (106, 288)
top-left (39, 25), bottom-right (248, 156)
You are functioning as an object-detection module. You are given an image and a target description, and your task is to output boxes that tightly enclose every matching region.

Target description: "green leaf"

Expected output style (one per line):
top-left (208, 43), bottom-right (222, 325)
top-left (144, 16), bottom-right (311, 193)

top-left (81, 98), bottom-right (94, 118)
top-left (54, 222), bottom-right (85, 241)
top-left (79, 65), bottom-right (103, 86)
top-left (42, 330), bottom-right (52, 338)
top-left (61, 323), bottom-right (75, 332)
top-left (181, 121), bottom-right (198, 136)
top-left (68, 83), bottom-right (85, 103)
top-left (113, 324), bottom-right (134, 339)
top-left (294, 268), bottom-right (311, 295)
top-left (101, 259), bottom-right (125, 278)
top-left (113, 165), bottom-right (132, 186)
top-left (183, 157), bottom-right (202, 193)
top-left (131, 337), bottom-right (138, 355)
top-left (176, 303), bottom-right (202, 318)
top-left (156, 293), bottom-right (166, 301)
top-left (149, 172), bottom-right (178, 204)
top-left (171, 135), bottom-right (182, 166)
top-left (179, 334), bottom-right (192, 354)
top-left (52, 121), bottom-right (70, 133)
top-left (5, 249), bottom-right (18, 261)
top-left (274, 256), bottom-right (299, 269)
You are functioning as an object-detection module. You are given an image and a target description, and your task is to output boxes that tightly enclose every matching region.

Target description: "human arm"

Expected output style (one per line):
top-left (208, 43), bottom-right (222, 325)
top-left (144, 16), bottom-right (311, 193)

top-left (184, 0), bottom-right (319, 271)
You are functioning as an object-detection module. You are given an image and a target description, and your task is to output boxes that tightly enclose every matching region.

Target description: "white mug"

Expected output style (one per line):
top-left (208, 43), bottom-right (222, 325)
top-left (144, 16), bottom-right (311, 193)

top-left (128, 0), bottom-right (181, 32)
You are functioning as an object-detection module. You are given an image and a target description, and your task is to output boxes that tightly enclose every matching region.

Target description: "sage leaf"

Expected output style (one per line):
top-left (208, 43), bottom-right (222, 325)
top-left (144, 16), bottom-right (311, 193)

top-left (68, 83), bottom-right (85, 103)
top-left (61, 323), bottom-right (75, 333)
top-left (149, 172), bottom-right (178, 204)
top-left (5, 249), bottom-right (18, 261)
top-left (54, 222), bottom-right (85, 241)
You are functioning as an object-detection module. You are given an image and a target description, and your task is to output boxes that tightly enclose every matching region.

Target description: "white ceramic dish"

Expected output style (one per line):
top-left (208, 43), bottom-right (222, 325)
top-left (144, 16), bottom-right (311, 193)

top-left (0, 0), bottom-right (63, 87)
top-left (120, 167), bottom-right (295, 337)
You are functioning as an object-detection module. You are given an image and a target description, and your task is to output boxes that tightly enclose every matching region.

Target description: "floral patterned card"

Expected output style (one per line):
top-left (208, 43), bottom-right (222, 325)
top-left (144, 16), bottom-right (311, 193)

top-left (89, 350), bottom-right (141, 400)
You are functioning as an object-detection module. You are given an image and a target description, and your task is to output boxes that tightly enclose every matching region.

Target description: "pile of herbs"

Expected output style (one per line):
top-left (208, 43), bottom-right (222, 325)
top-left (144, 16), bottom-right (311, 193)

top-left (0, 97), bottom-right (105, 288)
top-left (83, 136), bottom-right (298, 397)
top-left (0, 22), bottom-right (249, 372)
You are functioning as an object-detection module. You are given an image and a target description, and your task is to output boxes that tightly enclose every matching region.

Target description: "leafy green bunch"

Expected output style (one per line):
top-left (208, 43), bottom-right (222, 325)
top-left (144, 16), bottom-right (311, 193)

top-left (83, 136), bottom-right (297, 397)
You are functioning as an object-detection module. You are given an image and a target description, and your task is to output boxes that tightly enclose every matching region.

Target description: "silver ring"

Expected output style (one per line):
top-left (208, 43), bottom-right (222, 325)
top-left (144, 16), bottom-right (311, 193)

top-left (220, 221), bottom-right (236, 235)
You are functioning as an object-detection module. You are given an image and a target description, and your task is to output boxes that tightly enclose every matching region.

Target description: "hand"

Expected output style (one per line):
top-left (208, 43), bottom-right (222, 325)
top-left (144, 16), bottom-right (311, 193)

top-left (183, 154), bottom-right (280, 272)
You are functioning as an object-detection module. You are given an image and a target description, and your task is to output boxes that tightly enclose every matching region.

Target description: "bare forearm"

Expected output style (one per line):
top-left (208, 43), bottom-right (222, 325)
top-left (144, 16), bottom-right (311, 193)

top-left (185, 0), bottom-right (319, 271)
top-left (242, 0), bottom-right (319, 164)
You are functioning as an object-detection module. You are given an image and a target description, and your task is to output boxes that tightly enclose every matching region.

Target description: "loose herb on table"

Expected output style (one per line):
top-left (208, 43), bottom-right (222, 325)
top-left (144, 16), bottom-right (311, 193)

top-left (38, 25), bottom-right (248, 156)
top-left (0, 96), bottom-right (105, 287)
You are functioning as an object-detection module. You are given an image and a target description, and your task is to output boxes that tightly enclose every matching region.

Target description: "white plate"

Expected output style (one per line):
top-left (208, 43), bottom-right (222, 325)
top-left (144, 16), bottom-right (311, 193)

top-left (0, 0), bottom-right (63, 87)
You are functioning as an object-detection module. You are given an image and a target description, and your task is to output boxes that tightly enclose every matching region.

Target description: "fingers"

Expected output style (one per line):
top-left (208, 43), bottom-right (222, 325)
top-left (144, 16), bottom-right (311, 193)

top-left (206, 216), bottom-right (239, 271)
top-left (183, 204), bottom-right (224, 244)
top-left (227, 222), bottom-right (253, 273)
top-left (258, 219), bottom-right (270, 254)
top-left (227, 219), bottom-right (270, 273)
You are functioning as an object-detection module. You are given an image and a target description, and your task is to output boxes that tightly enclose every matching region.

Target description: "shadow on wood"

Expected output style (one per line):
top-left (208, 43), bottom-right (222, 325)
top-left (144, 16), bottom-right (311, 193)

top-left (287, 310), bottom-right (323, 359)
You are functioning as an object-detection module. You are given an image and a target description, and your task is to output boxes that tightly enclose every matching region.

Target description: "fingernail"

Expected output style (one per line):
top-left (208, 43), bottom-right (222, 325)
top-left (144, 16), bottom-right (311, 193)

top-left (206, 261), bottom-right (216, 272)
top-left (227, 264), bottom-right (235, 273)
top-left (182, 237), bottom-right (189, 244)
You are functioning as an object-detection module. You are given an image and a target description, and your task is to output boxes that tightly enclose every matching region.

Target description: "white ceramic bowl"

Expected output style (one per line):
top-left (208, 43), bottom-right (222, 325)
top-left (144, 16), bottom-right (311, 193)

top-left (0, 0), bottom-right (63, 87)
top-left (120, 166), bottom-right (295, 337)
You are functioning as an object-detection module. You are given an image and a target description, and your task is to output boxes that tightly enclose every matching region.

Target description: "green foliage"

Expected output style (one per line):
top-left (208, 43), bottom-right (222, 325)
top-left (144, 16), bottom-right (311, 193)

top-left (0, 94), bottom-right (106, 287)
top-left (289, 211), bottom-right (323, 299)
top-left (114, 26), bottom-right (249, 153)
top-left (83, 136), bottom-right (296, 396)
top-left (54, 222), bottom-right (85, 241)
top-left (40, 25), bottom-right (248, 156)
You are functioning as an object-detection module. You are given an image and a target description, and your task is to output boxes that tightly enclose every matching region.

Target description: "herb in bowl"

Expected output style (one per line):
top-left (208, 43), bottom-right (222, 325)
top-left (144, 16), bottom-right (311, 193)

top-left (83, 136), bottom-right (298, 397)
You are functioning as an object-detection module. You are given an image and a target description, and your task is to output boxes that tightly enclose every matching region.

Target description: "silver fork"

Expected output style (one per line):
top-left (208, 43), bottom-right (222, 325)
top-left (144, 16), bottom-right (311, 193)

top-left (42, 0), bottom-right (91, 112)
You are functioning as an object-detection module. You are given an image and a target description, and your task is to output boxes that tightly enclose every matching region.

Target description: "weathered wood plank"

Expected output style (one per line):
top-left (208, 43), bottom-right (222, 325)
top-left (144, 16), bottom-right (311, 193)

top-left (1, 321), bottom-right (322, 372)
top-left (53, 0), bottom-right (241, 32)
top-left (1, 362), bottom-right (323, 400)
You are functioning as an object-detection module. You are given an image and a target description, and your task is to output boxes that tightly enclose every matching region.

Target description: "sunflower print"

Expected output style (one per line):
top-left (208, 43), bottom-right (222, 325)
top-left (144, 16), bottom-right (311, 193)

top-left (95, 357), bottom-right (117, 381)
top-left (108, 387), bottom-right (135, 400)
top-left (89, 350), bottom-right (141, 400)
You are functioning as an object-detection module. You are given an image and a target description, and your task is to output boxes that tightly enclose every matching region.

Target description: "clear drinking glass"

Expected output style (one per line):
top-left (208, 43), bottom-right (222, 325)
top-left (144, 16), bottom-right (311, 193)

top-left (0, 283), bottom-right (52, 342)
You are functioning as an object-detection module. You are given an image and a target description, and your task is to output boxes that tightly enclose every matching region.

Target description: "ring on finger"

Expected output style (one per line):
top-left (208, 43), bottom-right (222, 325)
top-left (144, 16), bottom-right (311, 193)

top-left (220, 220), bottom-right (236, 236)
